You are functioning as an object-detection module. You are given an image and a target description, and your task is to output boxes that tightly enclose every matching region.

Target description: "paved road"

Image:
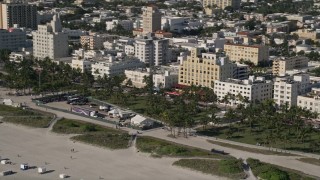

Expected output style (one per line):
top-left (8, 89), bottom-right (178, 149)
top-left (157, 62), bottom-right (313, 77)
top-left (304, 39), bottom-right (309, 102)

top-left (1, 88), bottom-right (320, 178)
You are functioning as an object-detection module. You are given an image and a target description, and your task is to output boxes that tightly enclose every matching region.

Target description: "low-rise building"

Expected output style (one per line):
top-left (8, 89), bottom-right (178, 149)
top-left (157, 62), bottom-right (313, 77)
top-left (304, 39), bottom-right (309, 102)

top-left (297, 88), bottom-right (320, 116)
top-left (125, 66), bottom-right (178, 88)
top-left (224, 43), bottom-right (269, 65)
top-left (91, 56), bottom-right (145, 78)
top-left (291, 29), bottom-right (320, 40)
top-left (202, 0), bottom-right (241, 10)
top-left (244, 13), bottom-right (265, 21)
top-left (272, 56), bottom-right (308, 76)
top-left (0, 26), bottom-right (26, 51)
top-left (154, 30), bottom-right (173, 38)
top-left (234, 63), bottom-right (249, 80)
top-left (71, 56), bottom-right (93, 73)
top-left (266, 23), bottom-right (289, 34)
top-left (214, 76), bottom-right (273, 105)
top-left (106, 20), bottom-right (133, 31)
top-left (80, 34), bottom-right (118, 50)
top-left (9, 49), bottom-right (32, 62)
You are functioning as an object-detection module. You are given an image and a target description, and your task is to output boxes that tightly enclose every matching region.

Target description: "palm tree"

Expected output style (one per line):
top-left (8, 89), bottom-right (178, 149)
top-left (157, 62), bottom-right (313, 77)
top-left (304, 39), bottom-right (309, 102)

top-left (221, 92), bottom-right (231, 110)
top-left (185, 117), bottom-right (196, 138)
top-left (235, 93), bottom-right (244, 104)
top-left (200, 116), bottom-right (209, 130)
top-left (143, 75), bottom-right (153, 95)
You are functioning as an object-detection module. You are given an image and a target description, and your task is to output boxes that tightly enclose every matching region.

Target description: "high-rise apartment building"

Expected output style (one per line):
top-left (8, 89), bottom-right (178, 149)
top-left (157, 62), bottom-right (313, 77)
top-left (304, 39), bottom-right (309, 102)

top-left (32, 14), bottom-right (69, 60)
top-left (179, 48), bottom-right (236, 88)
top-left (203, 0), bottom-right (241, 10)
top-left (142, 6), bottom-right (161, 35)
top-left (224, 43), bottom-right (269, 65)
top-left (272, 56), bottom-right (308, 76)
top-left (0, 26), bottom-right (26, 51)
top-left (134, 38), bottom-right (170, 66)
top-left (0, 0), bottom-right (38, 30)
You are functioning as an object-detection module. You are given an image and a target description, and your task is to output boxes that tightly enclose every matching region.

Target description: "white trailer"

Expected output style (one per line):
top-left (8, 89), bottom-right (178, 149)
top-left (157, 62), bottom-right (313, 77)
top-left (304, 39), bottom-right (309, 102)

top-left (38, 167), bottom-right (46, 174)
top-left (1, 160), bottom-right (8, 164)
top-left (59, 174), bottom-right (67, 179)
top-left (20, 163), bottom-right (28, 170)
top-left (0, 170), bottom-right (12, 176)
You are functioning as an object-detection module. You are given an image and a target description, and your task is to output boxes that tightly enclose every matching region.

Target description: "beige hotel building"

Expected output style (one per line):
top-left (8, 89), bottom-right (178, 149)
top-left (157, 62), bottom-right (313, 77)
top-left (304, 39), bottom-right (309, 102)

top-left (203, 0), bottom-right (240, 9)
top-left (179, 48), bottom-right (236, 88)
top-left (272, 56), bottom-right (308, 76)
top-left (224, 43), bottom-right (269, 65)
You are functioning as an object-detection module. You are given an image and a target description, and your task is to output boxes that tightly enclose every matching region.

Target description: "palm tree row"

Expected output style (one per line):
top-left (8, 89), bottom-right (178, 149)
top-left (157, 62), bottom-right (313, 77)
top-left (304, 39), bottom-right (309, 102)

top-left (202, 99), bottom-right (320, 153)
top-left (2, 57), bottom-right (92, 94)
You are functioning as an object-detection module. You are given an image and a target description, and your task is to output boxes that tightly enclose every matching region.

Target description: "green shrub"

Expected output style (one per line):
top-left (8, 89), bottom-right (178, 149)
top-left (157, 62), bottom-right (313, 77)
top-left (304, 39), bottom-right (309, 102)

top-left (173, 159), bottom-right (246, 179)
top-left (71, 132), bottom-right (130, 149)
top-left (52, 118), bottom-right (122, 134)
top-left (218, 159), bottom-right (243, 174)
top-left (259, 167), bottom-right (289, 180)
top-left (81, 124), bottom-right (97, 132)
top-left (136, 136), bottom-right (229, 158)
top-left (2, 116), bottom-right (52, 128)
top-left (247, 158), bottom-right (314, 180)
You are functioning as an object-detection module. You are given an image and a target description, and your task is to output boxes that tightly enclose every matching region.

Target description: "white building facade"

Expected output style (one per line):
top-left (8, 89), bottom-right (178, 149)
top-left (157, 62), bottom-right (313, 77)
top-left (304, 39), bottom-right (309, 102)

top-left (91, 57), bottom-right (145, 78)
top-left (214, 76), bottom-right (273, 105)
top-left (273, 74), bottom-right (311, 107)
top-left (134, 38), bottom-right (170, 66)
top-left (125, 66), bottom-right (178, 89)
top-left (106, 20), bottom-right (133, 31)
top-left (297, 88), bottom-right (320, 116)
top-left (71, 57), bottom-right (93, 73)
top-left (32, 14), bottom-right (69, 60)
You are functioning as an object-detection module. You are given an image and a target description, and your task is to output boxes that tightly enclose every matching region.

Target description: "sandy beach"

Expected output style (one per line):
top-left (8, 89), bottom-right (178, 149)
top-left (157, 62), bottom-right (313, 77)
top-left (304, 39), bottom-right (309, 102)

top-left (0, 122), bottom-right (224, 180)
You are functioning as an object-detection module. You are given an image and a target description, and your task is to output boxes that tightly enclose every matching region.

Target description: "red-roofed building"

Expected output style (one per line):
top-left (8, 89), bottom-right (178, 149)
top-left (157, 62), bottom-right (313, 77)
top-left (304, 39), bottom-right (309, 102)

top-left (155, 30), bottom-right (172, 38)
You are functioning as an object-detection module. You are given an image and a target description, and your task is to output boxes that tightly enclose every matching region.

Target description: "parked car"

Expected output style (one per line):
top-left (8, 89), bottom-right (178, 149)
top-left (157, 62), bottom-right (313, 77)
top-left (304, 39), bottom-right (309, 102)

top-left (89, 103), bottom-right (98, 108)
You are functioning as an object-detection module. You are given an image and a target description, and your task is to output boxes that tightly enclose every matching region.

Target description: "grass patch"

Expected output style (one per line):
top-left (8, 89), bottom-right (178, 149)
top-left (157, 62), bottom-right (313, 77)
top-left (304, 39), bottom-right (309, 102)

top-left (0, 104), bottom-right (53, 116)
top-left (53, 118), bottom-right (130, 149)
top-left (207, 140), bottom-right (293, 156)
top-left (247, 158), bottom-right (316, 180)
top-left (71, 132), bottom-right (131, 150)
top-left (0, 104), bottom-right (54, 128)
top-left (52, 118), bottom-right (123, 134)
top-left (1, 116), bottom-right (52, 128)
top-left (173, 159), bottom-right (246, 179)
top-left (297, 158), bottom-right (320, 166)
top-left (136, 136), bottom-right (230, 158)
top-left (198, 124), bottom-right (320, 154)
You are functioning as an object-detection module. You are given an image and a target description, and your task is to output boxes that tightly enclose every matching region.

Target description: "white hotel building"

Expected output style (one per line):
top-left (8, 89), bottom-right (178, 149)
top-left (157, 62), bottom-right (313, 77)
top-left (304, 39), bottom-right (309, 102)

top-left (273, 74), bottom-right (310, 107)
top-left (125, 66), bottom-right (178, 89)
top-left (32, 14), bottom-right (68, 60)
top-left (297, 88), bottom-right (320, 116)
top-left (213, 76), bottom-right (273, 105)
top-left (91, 56), bottom-right (145, 79)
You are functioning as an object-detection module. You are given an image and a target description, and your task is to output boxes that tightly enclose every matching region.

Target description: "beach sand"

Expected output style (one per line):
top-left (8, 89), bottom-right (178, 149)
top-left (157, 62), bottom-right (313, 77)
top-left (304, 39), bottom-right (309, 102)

top-left (0, 123), bottom-right (223, 180)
